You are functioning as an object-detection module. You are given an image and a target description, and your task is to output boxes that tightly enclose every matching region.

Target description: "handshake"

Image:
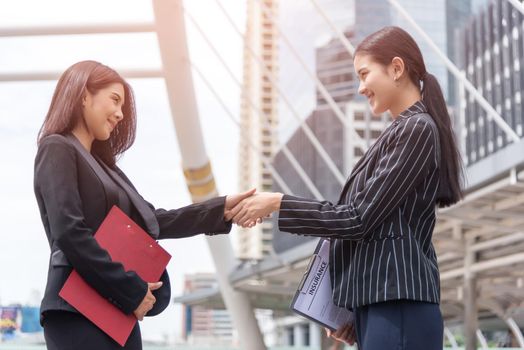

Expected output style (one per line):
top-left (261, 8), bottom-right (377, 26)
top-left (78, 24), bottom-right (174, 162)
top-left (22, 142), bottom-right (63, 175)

top-left (224, 188), bottom-right (284, 228)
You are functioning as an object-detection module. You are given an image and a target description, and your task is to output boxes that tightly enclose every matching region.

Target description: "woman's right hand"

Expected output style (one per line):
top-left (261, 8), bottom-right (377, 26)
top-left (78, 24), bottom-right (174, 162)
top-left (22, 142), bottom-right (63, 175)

top-left (325, 322), bottom-right (357, 346)
top-left (134, 281), bottom-right (163, 321)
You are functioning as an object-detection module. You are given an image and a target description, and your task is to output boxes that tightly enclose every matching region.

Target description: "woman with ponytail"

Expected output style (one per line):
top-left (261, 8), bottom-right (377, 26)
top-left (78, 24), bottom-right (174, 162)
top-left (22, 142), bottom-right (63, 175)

top-left (227, 26), bottom-right (464, 349)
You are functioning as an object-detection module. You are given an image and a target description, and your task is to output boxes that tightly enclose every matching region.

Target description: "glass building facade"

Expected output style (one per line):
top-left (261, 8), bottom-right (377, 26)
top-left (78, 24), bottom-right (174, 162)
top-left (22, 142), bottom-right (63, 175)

top-left (456, 0), bottom-right (524, 165)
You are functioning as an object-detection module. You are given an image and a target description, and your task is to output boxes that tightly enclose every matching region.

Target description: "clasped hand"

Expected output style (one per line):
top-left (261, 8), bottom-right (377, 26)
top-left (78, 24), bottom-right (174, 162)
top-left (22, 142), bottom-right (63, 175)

top-left (224, 189), bottom-right (283, 228)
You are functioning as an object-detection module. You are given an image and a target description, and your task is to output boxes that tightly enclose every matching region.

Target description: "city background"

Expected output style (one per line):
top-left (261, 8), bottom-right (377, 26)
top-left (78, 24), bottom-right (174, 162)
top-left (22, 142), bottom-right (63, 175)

top-left (0, 0), bottom-right (523, 349)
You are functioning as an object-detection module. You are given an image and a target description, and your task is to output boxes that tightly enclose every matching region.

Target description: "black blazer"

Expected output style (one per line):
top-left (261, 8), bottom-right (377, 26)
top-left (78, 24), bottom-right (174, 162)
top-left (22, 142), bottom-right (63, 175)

top-left (278, 101), bottom-right (442, 310)
top-left (34, 133), bottom-right (231, 319)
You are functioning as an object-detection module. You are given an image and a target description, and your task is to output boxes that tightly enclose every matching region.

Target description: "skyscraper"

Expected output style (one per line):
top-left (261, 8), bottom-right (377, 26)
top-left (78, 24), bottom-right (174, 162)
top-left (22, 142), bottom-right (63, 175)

top-left (238, 0), bottom-right (279, 260)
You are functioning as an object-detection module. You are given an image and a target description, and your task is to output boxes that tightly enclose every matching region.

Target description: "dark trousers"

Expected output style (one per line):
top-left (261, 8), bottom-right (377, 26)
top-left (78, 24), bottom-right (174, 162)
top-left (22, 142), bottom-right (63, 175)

top-left (43, 310), bottom-right (142, 350)
top-left (355, 300), bottom-right (443, 350)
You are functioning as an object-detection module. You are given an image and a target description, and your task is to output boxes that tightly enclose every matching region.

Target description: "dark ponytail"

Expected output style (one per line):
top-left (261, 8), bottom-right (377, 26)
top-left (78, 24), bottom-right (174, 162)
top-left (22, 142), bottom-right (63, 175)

top-left (421, 73), bottom-right (464, 206)
top-left (355, 26), bottom-right (464, 207)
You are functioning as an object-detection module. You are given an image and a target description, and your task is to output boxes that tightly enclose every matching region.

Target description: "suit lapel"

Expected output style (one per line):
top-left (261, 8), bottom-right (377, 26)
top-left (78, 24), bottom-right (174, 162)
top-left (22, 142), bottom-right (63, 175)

top-left (336, 100), bottom-right (428, 204)
top-left (65, 134), bottom-right (118, 212)
top-left (66, 134), bottom-right (160, 238)
top-left (97, 159), bottom-right (160, 238)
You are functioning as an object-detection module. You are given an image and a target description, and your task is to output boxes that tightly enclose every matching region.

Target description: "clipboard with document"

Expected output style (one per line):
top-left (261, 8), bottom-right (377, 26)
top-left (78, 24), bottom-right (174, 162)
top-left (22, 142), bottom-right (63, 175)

top-left (290, 239), bottom-right (353, 331)
top-left (59, 205), bottom-right (171, 346)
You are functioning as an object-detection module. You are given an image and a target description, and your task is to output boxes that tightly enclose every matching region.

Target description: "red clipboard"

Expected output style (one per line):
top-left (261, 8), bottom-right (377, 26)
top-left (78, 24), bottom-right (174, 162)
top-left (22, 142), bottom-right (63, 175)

top-left (59, 205), bottom-right (171, 346)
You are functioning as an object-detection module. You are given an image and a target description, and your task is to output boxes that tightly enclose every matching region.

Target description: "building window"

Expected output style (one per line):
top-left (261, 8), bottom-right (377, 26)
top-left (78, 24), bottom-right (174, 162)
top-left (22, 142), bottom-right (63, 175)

top-left (287, 327), bottom-right (294, 346)
top-left (303, 324), bottom-right (310, 346)
top-left (484, 50), bottom-right (491, 62)
top-left (354, 112), bottom-right (365, 121)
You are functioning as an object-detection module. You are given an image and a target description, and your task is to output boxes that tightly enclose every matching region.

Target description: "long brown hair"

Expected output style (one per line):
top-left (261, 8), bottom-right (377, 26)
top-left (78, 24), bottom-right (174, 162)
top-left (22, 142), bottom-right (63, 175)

top-left (37, 60), bottom-right (137, 167)
top-left (355, 26), bottom-right (464, 207)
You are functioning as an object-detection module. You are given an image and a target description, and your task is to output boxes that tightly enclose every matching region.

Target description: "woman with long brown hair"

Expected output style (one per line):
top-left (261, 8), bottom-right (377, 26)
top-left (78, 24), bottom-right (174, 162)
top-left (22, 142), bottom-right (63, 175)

top-left (34, 60), bottom-right (252, 349)
top-left (228, 26), bottom-right (464, 349)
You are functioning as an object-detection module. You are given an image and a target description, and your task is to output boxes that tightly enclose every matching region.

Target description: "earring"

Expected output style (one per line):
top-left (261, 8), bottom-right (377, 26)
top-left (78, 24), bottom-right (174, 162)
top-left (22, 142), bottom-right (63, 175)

top-left (394, 76), bottom-right (400, 86)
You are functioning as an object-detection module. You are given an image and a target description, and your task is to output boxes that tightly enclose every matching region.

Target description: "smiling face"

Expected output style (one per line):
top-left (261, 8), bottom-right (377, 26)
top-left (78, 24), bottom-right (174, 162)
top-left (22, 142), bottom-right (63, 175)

top-left (354, 54), bottom-right (398, 115)
top-left (80, 83), bottom-right (125, 142)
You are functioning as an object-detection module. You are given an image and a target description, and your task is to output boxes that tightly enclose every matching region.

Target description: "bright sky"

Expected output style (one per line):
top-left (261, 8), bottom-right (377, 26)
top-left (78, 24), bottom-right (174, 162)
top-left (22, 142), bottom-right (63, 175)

top-left (0, 0), bottom-right (355, 343)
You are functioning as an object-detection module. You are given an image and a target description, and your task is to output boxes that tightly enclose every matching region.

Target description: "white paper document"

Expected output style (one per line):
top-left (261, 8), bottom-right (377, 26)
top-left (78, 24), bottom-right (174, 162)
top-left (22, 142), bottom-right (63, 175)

top-left (290, 239), bottom-right (354, 331)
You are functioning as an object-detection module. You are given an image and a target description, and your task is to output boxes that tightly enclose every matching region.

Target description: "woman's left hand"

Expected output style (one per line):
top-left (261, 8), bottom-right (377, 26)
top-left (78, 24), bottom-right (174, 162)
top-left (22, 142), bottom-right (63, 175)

top-left (226, 192), bottom-right (283, 227)
top-left (326, 323), bottom-right (357, 346)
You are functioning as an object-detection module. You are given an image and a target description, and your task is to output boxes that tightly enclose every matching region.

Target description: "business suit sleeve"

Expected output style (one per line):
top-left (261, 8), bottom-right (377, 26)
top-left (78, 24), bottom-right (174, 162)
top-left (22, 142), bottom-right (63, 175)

top-left (149, 197), bottom-right (232, 239)
top-left (115, 169), bottom-right (232, 239)
top-left (34, 137), bottom-right (148, 314)
top-left (278, 116), bottom-right (437, 240)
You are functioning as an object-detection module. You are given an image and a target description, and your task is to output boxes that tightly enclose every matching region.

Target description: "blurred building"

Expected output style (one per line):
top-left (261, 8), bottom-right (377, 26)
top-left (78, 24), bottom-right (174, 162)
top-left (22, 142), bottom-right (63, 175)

top-left (181, 273), bottom-right (235, 346)
top-left (455, 0), bottom-right (524, 166)
top-left (272, 315), bottom-right (321, 347)
top-left (20, 307), bottom-right (41, 333)
top-left (238, 0), bottom-right (279, 261)
top-left (0, 306), bottom-right (20, 341)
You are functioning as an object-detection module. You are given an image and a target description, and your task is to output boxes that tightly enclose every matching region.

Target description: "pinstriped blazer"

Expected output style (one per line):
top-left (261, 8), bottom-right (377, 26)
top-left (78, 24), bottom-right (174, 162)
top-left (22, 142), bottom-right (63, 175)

top-left (278, 101), bottom-right (442, 310)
